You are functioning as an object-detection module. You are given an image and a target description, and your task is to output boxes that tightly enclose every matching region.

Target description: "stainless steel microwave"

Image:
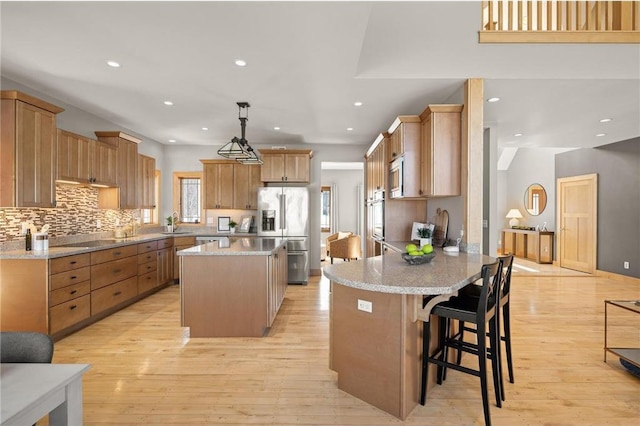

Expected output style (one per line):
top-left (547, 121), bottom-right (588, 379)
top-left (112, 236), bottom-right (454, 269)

top-left (389, 157), bottom-right (403, 198)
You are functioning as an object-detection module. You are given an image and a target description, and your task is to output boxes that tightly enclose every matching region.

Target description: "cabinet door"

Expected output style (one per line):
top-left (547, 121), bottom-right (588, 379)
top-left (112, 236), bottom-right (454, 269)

top-left (420, 107), bottom-right (461, 197)
top-left (284, 154), bottom-right (310, 182)
top-left (92, 140), bottom-right (117, 186)
top-left (137, 154), bottom-right (156, 209)
top-left (118, 139), bottom-right (139, 209)
top-left (204, 163), bottom-right (234, 209)
top-left (157, 247), bottom-right (174, 286)
top-left (388, 129), bottom-right (403, 162)
top-left (57, 129), bottom-right (91, 184)
top-left (233, 164), bottom-right (262, 209)
top-left (261, 154), bottom-right (285, 182)
top-left (15, 101), bottom-right (57, 207)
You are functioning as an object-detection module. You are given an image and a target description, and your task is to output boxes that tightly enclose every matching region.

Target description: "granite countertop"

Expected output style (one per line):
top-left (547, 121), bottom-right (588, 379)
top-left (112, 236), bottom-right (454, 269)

top-left (178, 237), bottom-right (286, 256)
top-left (322, 249), bottom-right (495, 295)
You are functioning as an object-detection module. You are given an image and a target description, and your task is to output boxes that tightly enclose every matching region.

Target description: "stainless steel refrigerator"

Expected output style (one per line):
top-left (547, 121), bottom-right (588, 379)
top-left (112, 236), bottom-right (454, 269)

top-left (257, 187), bottom-right (309, 284)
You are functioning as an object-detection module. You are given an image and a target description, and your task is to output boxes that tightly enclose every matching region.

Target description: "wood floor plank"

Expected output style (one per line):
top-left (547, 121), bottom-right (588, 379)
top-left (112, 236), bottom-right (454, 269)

top-left (41, 266), bottom-right (640, 425)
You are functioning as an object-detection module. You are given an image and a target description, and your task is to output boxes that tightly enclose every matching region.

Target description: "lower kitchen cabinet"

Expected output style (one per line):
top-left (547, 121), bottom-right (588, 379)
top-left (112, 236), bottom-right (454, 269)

top-left (49, 294), bottom-right (91, 335)
top-left (91, 276), bottom-right (138, 315)
top-left (157, 246), bottom-right (174, 286)
top-left (173, 236), bottom-right (195, 281)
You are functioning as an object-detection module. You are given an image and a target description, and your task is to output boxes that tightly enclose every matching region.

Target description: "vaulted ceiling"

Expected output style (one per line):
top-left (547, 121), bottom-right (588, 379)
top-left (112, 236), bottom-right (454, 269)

top-left (2, 1), bottom-right (638, 151)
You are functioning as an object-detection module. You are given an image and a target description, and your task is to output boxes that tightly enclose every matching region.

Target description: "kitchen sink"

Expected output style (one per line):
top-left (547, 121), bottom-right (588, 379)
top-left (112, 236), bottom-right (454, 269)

top-left (162, 231), bottom-right (193, 235)
top-left (56, 240), bottom-right (120, 248)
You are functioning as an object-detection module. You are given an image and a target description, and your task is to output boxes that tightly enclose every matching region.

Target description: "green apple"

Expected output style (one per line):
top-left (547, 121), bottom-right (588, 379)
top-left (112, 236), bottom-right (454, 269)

top-left (408, 250), bottom-right (423, 256)
top-left (405, 243), bottom-right (418, 252)
top-left (422, 244), bottom-right (434, 254)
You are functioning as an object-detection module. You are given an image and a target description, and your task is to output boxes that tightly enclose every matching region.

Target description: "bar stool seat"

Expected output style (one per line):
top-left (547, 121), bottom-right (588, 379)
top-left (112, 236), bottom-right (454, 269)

top-left (420, 260), bottom-right (503, 426)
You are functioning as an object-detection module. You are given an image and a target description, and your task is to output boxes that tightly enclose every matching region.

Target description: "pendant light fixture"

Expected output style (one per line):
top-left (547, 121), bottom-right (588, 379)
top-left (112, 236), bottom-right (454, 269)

top-left (217, 102), bottom-right (263, 164)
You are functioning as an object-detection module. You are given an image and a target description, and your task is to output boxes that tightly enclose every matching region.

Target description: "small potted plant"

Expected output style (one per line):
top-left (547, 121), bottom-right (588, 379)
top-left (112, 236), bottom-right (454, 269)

top-left (166, 215), bottom-right (174, 233)
top-left (229, 219), bottom-right (237, 234)
top-left (417, 227), bottom-right (432, 248)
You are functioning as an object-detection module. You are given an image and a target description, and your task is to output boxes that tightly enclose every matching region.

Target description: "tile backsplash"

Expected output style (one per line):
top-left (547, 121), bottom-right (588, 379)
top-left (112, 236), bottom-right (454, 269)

top-left (0, 184), bottom-right (139, 244)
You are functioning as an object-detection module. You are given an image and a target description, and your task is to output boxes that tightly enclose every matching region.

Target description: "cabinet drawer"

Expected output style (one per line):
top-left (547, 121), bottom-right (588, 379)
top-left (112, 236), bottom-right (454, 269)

top-left (50, 266), bottom-right (91, 291)
top-left (157, 238), bottom-right (174, 249)
top-left (137, 259), bottom-right (157, 275)
top-left (174, 236), bottom-right (195, 246)
top-left (137, 240), bottom-right (158, 254)
top-left (91, 256), bottom-right (137, 290)
top-left (49, 294), bottom-right (91, 334)
top-left (91, 276), bottom-right (138, 315)
top-left (138, 271), bottom-right (158, 294)
top-left (138, 252), bottom-right (156, 265)
top-left (50, 253), bottom-right (91, 274)
top-left (91, 245), bottom-right (138, 265)
top-left (49, 281), bottom-right (91, 307)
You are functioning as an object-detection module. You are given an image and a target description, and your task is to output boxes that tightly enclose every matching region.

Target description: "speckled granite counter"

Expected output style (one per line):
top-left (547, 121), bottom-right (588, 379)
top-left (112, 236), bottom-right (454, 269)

top-left (326, 249), bottom-right (496, 420)
top-left (178, 237), bottom-right (285, 256)
top-left (323, 249), bottom-right (494, 295)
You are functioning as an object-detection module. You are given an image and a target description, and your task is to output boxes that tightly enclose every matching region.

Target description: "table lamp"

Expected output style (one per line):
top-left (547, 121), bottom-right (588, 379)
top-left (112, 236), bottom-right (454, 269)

top-left (506, 209), bottom-right (523, 227)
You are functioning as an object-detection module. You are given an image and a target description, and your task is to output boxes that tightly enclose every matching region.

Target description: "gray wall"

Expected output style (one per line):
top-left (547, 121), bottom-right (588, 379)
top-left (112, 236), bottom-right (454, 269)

top-left (555, 137), bottom-right (640, 278)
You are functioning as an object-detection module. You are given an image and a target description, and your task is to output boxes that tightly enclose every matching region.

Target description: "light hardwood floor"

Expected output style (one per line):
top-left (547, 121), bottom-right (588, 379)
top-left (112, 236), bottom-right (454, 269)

top-left (46, 266), bottom-right (639, 425)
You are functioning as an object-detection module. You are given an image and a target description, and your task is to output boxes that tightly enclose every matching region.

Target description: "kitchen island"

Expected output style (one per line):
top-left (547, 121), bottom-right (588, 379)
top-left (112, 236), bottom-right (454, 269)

top-left (178, 237), bottom-right (288, 337)
top-left (323, 249), bottom-right (494, 420)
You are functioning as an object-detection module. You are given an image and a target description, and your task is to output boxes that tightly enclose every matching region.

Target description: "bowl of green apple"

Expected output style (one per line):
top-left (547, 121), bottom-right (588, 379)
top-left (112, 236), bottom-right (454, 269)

top-left (401, 243), bottom-right (436, 265)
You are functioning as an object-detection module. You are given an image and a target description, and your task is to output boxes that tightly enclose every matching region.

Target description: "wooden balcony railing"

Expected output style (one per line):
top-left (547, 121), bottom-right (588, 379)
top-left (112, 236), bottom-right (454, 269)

top-left (480, 1), bottom-right (640, 43)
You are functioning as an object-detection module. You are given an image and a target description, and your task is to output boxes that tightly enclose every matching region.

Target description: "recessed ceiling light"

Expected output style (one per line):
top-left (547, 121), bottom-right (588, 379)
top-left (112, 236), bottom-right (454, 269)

top-left (273, 127), bottom-right (280, 130)
top-left (202, 127), bottom-right (208, 131)
top-left (168, 139), bottom-right (177, 143)
top-left (235, 59), bottom-right (247, 67)
top-left (599, 118), bottom-right (612, 123)
top-left (106, 60), bottom-right (121, 68)
top-left (164, 101), bottom-right (173, 106)
top-left (596, 133), bottom-right (606, 137)
top-left (487, 97), bottom-right (501, 103)
top-left (347, 128), bottom-right (354, 131)
top-left (353, 101), bottom-right (363, 107)
top-left (514, 133), bottom-right (523, 137)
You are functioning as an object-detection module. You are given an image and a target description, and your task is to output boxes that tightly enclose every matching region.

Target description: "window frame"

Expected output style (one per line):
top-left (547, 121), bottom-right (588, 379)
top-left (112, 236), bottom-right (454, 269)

top-left (321, 185), bottom-right (332, 233)
top-left (173, 171), bottom-right (203, 225)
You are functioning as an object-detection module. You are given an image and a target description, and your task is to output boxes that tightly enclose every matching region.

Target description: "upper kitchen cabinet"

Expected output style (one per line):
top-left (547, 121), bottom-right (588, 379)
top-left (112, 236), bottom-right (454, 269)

top-left (137, 154), bottom-right (156, 209)
top-left (0, 91), bottom-right (64, 207)
top-left (365, 133), bottom-right (387, 202)
top-left (387, 116), bottom-right (421, 199)
top-left (233, 164), bottom-right (262, 209)
top-left (95, 131), bottom-right (141, 209)
top-left (419, 105), bottom-right (462, 197)
top-left (201, 160), bottom-right (234, 209)
top-left (258, 149), bottom-right (313, 183)
top-left (57, 129), bottom-right (117, 187)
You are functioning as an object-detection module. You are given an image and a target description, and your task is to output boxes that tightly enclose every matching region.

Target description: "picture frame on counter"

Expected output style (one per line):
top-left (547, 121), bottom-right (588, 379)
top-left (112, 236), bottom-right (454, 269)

top-left (239, 216), bottom-right (252, 233)
top-left (218, 216), bottom-right (231, 232)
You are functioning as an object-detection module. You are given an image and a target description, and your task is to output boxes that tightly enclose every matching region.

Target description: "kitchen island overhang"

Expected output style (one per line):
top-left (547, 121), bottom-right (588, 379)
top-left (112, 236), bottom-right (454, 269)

top-left (178, 237), bottom-right (288, 337)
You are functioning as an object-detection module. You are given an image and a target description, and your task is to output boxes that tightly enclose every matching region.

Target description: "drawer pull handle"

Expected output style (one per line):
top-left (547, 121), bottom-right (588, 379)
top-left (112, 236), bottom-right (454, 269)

top-left (70, 290), bottom-right (77, 295)
top-left (114, 291), bottom-right (122, 296)
top-left (70, 276), bottom-right (77, 280)
top-left (70, 305), bottom-right (77, 310)
top-left (70, 261), bottom-right (77, 265)
top-left (114, 251), bottom-right (121, 256)
top-left (113, 269), bottom-right (121, 274)
top-left (147, 266), bottom-right (151, 270)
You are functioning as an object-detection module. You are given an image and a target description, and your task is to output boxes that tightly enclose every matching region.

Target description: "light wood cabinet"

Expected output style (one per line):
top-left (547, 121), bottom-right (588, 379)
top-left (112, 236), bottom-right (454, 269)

top-left (137, 154), bottom-right (156, 209)
top-left (268, 245), bottom-right (288, 326)
top-left (387, 116), bottom-right (421, 199)
top-left (95, 131), bottom-right (141, 209)
top-left (233, 164), bottom-right (262, 209)
top-left (137, 241), bottom-right (158, 294)
top-left (202, 161), bottom-right (234, 209)
top-left (502, 229), bottom-right (554, 264)
top-left (1, 91), bottom-right (64, 207)
top-left (365, 134), bottom-right (387, 201)
top-left (57, 129), bottom-right (118, 186)
top-left (157, 243), bottom-right (174, 286)
top-left (258, 149), bottom-right (313, 183)
top-left (173, 236), bottom-right (195, 281)
top-left (48, 253), bottom-right (92, 335)
top-left (419, 105), bottom-right (462, 197)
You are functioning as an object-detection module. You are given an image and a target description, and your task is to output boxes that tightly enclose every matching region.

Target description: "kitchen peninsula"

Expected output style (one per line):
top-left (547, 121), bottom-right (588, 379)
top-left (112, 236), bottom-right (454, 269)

top-left (323, 248), bottom-right (494, 420)
top-left (178, 237), bottom-right (288, 337)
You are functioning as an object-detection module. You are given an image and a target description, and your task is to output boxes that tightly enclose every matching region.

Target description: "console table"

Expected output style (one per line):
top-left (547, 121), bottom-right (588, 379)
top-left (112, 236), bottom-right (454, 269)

top-left (502, 228), bottom-right (554, 264)
top-left (604, 300), bottom-right (640, 368)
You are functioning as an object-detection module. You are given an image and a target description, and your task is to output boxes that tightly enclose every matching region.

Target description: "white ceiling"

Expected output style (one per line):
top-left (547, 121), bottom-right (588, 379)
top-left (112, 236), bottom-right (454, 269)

top-left (1, 1), bottom-right (638, 151)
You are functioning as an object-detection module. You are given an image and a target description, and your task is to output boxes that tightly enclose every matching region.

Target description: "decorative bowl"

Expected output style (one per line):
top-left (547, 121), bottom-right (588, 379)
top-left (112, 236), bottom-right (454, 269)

top-left (401, 252), bottom-right (436, 265)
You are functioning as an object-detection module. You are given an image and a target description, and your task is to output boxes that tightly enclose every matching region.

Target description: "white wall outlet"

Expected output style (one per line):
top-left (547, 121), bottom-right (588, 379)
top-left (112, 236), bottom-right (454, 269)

top-left (357, 299), bottom-right (372, 313)
top-left (96, 219), bottom-right (101, 229)
top-left (207, 217), bottom-right (214, 224)
top-left (624, 261), bottom-right (630, 269)
top-left (21, 222), bottom-right (28, 235)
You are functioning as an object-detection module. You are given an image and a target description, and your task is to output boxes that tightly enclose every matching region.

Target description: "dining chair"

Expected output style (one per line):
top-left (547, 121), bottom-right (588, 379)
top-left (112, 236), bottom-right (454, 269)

top-left (0, 331), bottom-right (54, 363)
top-left (420, 260), bottom-right (502, 426)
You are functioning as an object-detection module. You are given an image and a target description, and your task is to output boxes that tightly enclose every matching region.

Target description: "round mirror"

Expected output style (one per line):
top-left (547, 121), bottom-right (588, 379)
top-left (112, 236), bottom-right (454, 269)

top-left (524, 183), bottom-right (547, 216)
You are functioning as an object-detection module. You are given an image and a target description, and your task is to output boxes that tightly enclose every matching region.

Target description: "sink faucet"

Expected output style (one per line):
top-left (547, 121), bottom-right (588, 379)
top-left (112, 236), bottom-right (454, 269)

top-left (172, 211), bottom-right (180, 232)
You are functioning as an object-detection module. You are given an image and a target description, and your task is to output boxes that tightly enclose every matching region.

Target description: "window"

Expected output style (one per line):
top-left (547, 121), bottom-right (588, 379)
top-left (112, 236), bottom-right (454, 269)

top-left (321, 185), bottom-right (331, 232)
top-left (173, 172), bottom-right (203, 224)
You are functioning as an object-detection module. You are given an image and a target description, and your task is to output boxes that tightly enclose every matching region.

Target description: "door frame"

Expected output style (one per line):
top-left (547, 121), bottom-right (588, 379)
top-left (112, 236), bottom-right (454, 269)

top-left (556, 173), bottom-right (598, 273)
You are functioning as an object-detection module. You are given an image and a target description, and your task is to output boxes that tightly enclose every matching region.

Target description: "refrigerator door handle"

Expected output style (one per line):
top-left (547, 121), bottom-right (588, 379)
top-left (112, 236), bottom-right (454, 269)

top-left (281, 193), bottom-right (287, 230)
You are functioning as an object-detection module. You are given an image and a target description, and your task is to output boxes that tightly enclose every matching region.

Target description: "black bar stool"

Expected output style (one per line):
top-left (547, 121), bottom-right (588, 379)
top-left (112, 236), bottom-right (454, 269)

top-left (420, 260), bottom-right (502, 426)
